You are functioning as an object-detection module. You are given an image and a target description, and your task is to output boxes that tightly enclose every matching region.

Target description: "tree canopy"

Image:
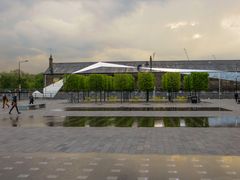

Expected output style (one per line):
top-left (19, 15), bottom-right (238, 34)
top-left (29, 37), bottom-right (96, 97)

top-left (63, 74), bottom-right (85, 92)
top-left (0, 71), bottom-right (44, 91)
top-left (183, 74), bottom-right (191, 92)
top-left (138, 72), bottom-right (155, 92)
top-left (190, 72), bottom-right (209, 92)
top-left (114, 74), bottom-right (134, 92)
top-left (138, 72), bottom-right (155, 102)
top-left (161, 72), bottom-right (181, 92)
top-left (89, 74), bottom-right (104, 92)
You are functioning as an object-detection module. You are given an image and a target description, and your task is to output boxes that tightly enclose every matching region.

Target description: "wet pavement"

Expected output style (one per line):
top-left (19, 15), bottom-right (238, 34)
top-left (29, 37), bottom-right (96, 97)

top-left (1, 99), bottom-right (240, 118)
top-left (0, 153), bottom-right (239, 180)
top-left (0, 127), bottom-right (239, 155)
top-left (0, 99), bottom-right (239, 179)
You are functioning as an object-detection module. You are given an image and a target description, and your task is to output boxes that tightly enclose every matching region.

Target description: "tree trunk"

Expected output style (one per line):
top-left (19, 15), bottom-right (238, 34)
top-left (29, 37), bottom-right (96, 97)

top-left (95, 91), bottom-right (97, 103)
top-left (83, 91), bottom-right (85, 102)
top-left (70, 92), bottom-right (73, 103)
top-left (121, 91), bottom-right (123, 103)
top-left (198, 92), bottom-right (201, 103)
top-left (146, 90), bottom-right (149, 102)
top-left (104, 91), bottom-right (106, 102)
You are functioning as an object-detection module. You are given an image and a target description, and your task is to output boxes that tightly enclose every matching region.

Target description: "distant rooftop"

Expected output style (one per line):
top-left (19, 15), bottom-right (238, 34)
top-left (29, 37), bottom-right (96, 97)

top-left (44, 60), bottom-right (240, 74)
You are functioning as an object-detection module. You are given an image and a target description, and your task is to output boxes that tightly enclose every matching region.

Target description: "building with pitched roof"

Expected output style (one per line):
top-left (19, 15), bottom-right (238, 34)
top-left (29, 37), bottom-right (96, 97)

top-left (44, 55), bottom-right (240, 91)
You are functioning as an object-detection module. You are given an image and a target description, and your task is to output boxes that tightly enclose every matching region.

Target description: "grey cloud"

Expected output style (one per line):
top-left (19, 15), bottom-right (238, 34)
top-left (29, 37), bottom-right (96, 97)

top-left (80, 0), bottom-right (165, 20)
top-left (0, 0), bottom-right (240, 73)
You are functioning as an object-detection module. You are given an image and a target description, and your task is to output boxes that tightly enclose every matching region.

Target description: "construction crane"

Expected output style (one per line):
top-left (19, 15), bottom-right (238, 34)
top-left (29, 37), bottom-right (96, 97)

top-left (212, 54), bottom-right (216, 60)
top-left (184, 48), bottom-right (190, 61)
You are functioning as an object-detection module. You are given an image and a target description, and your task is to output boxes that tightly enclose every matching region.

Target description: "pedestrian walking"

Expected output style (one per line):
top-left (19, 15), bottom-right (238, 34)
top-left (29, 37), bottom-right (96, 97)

top-left (234, 92), bottom-right (238, 102)
top-left (2, 94), bottom-right (10, 109)
top-left (29, 94), bottom-right (34, 104)
top-left (9, 95), bottom-right (21, 114)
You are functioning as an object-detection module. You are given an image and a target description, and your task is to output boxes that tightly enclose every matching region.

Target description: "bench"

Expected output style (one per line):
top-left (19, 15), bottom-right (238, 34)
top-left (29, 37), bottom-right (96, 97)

top-left (19, 103), bottom-right (46, 111)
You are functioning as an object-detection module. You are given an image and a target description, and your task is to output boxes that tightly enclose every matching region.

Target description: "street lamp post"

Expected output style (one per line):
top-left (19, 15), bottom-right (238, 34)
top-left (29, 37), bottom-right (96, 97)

top-left (235, 64), bottom-right (238, 93)
top-left (218, 71), bottom-right (221, 110)
top-left (18, 60), bottom-right (28, 100)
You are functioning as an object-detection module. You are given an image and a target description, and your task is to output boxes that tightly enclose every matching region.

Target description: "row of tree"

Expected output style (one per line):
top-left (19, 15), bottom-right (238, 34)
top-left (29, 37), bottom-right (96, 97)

top-left (63, 72), bottom-right (209, 102)
top-left (162, 72), bottom-right (209, 101)
top-left (64, 74), bottom-right (137, 102)
top-left (0, 70), bottom-right (44, 91)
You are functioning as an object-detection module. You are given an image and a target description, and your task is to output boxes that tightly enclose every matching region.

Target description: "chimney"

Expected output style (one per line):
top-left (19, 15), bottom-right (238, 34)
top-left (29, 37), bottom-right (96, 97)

top-left (49, 54), bottom-right (53, 74)
top-left (150, 56), bottom-right (152, 71)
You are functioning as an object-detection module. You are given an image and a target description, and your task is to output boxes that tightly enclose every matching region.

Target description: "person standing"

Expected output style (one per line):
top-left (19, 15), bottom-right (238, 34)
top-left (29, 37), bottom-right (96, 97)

top-left (9, 95), bottom-right (21, 114)
top-left (234, 92), bottom-right (238, 102)
top-left (29, 95), bottom-right (34, 104)
top-left (2, 94), bottom-right (10, 109)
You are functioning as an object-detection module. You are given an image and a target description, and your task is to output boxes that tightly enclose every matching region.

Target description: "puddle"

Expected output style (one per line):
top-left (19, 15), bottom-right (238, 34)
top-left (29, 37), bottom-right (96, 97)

top-left (65, 107), bottom-right (231, 111)
top-left (59, 116), bottom-right (240, 128)
top-left (0, 116), bottom-right (239, 128)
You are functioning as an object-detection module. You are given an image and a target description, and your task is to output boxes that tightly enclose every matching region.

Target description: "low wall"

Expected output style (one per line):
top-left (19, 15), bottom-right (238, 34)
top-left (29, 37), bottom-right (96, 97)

top-left (54, 91), bottom-right (236, 101)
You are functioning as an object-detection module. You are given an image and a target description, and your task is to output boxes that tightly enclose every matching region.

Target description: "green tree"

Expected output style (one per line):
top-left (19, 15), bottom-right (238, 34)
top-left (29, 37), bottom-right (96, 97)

top-left (84, 76), bottom-right (91, 98)
top-left (125, 74), bottom-right (135, 101)
top-left (0, 71), bottom-right (43, 92)
top-left (162, 72), bottom-right (181, 102)
top-left (89, 74), bottom-right (104, 102)
top-left (77, 75), bottom-right (86, 102)
top-left (103, 75), bottom-right (114, 101)
top-left (63, 74), bottom-right (78, 92)
top-left (63, 74), bottom-right (85, 102)
top-left (33, 73), bottom-right (44, 89)
top-left (183, 74), bottom-right (192, 95)
top-left (138, 72), bottom-right (155, 102)
top-left (190, 72), bottom-right (209, 100)
top-left (0, 71), bottom-right (18, 90)
top-left (114, 74), bottom-right (135, 102)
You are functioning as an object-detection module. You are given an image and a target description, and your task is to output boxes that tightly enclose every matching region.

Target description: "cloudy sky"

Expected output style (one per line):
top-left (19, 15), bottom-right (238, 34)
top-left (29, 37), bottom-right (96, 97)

top-left (0, 0), bottom-right (240, 73)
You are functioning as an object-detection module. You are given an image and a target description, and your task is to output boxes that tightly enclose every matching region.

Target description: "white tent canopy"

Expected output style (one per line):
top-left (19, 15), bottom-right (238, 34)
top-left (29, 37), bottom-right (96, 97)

top-left (73, 62), bottom-right (135, 74)
top-left (141, 67), bottom-right (218, 73)
top-left (42, 79), bottom-right (64, 98)
top-left (32, 90), bottom-right (44, 98)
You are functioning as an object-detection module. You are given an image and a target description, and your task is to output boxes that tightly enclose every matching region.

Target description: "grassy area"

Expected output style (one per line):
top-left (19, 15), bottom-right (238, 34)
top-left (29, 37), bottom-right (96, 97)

top-left (113, 117), bottom-right (134, 127)
top-left (185, 117), bottom-right (209, 127)
top-left (63, 116), bottom-right (86, 127)
top-left (88, 117), bottom-right (112, 127)
top-left (138, 118), bottom-right (155, 127)
top-left (163, 117), bottom-right (180, 127)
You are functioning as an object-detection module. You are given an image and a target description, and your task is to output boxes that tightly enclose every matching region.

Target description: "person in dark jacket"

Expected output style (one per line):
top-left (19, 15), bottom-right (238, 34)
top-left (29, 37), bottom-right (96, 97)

top-left (234, 92), bottom-right (239, 102)
top-left (29, 95), bottom-right (34, 104)
top-left (9, 95), bottom-right (20, 114)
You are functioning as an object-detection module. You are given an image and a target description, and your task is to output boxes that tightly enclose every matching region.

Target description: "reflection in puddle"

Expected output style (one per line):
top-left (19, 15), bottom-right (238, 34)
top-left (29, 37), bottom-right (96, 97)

top-left (9, 116), bottom-right (20, 127)
top-left (0, 116), bottom-right (239, 128)
top-left (62, 116), bottom-right (239, 128)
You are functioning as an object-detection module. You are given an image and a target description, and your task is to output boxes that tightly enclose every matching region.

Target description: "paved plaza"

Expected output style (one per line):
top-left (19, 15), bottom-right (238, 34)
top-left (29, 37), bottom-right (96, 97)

top-left (0, 127), bottom-right (239, 155)
top-left (0, 99), bottom-right (239, 179)
top-left (0, 153), bottom-right (239, 180)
